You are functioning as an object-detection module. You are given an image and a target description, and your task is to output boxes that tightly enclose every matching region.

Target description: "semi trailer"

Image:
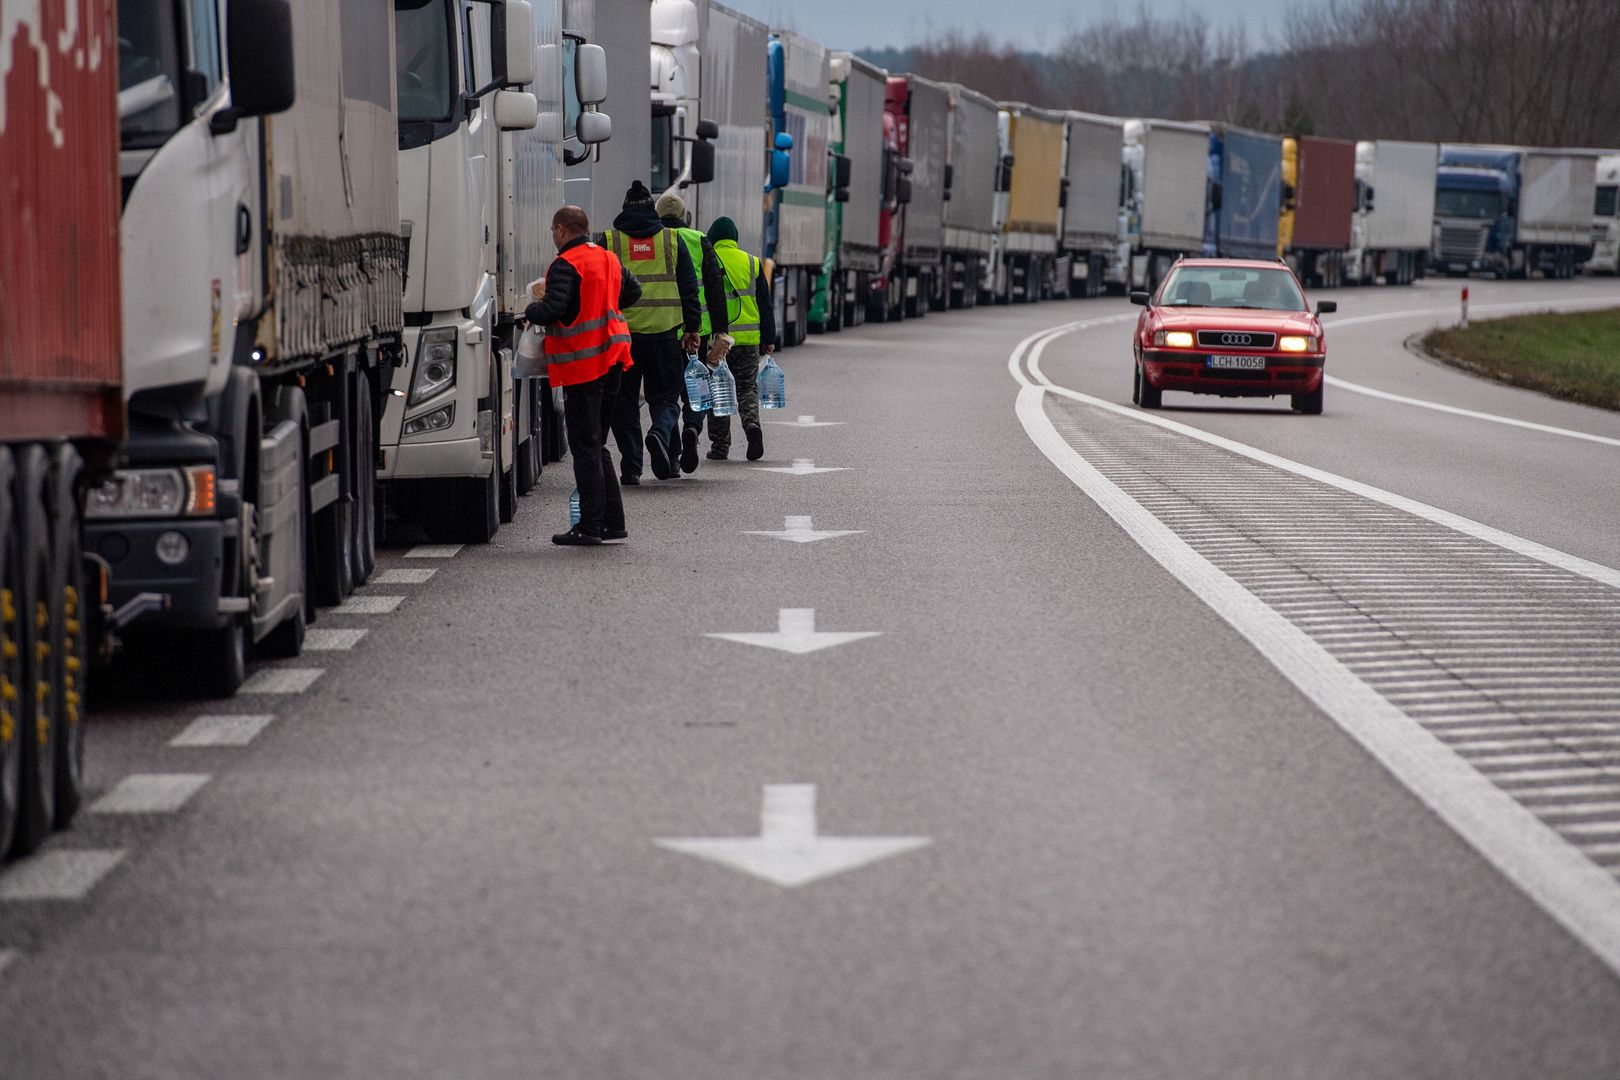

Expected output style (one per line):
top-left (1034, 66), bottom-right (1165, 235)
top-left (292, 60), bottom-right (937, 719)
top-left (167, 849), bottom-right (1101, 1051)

top-left (766, 30), bottom-right (831, 345)
top-left (1060, 112), bottom-right (1125, 299)
top-left (882, 74), bottom-right (950, 316)
top-left (1280, 135), bottom-right (1357, 287)
top-left (940, 82), bottom-right (1001, 310)
top-left (993, 104), bottom-right (1066, 304)
top-left (1432, 146), bottom-right (1598, 279)
top-left (1346, 139), bottom-right (1437, 285)
top-left (1109, 118), bottom-right (1209, 293)
top-left (1203, 124), bottom-right (1283, 261)
top-left (811, 53), bottom-right (886, 331)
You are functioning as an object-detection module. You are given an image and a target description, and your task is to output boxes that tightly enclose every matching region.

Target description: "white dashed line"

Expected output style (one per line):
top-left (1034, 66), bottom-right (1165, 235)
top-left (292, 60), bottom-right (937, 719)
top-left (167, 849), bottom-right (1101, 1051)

top-left (170, 714), bottom-right (275, 747)
top-left (333, 595), bottom-right (404, 616)
top-left (0, 850), bottom-right (126, 900)
top-left (90, 774), bottom-right (210, 815)
top-left (405, 545), bottom-right (462, 559)
top-left (304, 628), bottom-right (369, 651)
top-left (239, 668), bottom-right (324, 695)
top-left (370, 568), bottom-right (437, 585)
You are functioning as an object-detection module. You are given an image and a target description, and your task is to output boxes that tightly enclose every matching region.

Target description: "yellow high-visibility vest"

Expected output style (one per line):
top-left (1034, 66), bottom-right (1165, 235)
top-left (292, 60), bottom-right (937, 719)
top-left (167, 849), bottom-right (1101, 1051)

top-left (605, 228), bottom-right (684, 334)
top-left (674, 228), bottom-right (713, 337)
top-left (713, 239), bottom-right (761, 345)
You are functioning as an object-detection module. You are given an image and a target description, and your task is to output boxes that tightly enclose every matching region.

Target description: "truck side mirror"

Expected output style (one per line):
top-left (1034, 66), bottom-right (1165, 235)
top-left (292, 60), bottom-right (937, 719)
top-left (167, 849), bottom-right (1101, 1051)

top-left (1364, 185), bottom-right (1376, 212)
top-left (944, 163), bottom-right (954, 190)
top-left (1208, 181), bottom-right (1223, 212)
top-left (575, 43), bottom-right (608, 106)
top-left (688, 138), bottom-right (716, 185)
top-left (1281, 182), bottom-right (1296, 210)
top-left (896, 177), bottom-right (912, 205)
top-left (1059, 178), bottom-right (1070, 209)
top-left (775, 131), bottom-right (794, 151)
top-left (494, 90), bottom-right (539, 131)
top-left (833, 154), bottom-right (852, 190)
top-left (576, 110), bottom-right (611, 145)
top-left (898, 156), bottom-right (914, 175)
top-left (498, 0), bottom-right (536, 87)
top-left (770, 148), bottom-right (791, 191)
top-left (226, 0), bottom-right (295, 119)
top-left (696, 119), bottom-right (720, 141)
top-left (835, 187), bottom-right (851, 203)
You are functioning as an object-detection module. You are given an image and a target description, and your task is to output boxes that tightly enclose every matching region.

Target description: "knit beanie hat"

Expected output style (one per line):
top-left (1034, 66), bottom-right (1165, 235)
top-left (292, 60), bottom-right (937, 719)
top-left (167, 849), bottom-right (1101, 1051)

top-left (707, 216), bottom-right (739, 244)
top-left (655, 191), bottom-right (687, 220)
top-left (622, 180), bottom-right (655, 210)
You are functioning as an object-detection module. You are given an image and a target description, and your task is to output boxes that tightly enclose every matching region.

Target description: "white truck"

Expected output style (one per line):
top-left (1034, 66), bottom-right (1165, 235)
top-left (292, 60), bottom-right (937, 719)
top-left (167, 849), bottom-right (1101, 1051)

top-left (381, 0), bottom-right (614, 545)
top-left (1109, 118), bottom-right (1209, 293)
top-left (940, 82), bottom-right (1000, 309)
top-left (563, 0), bottom-right (652, 234)
top-left (1061, 112), bottom-right (1125, 299)
top-left (95, 0), bottom-right (403, 696)
top-left (1591, 154), bottom-right (1620, 275)
top-left (1346, 140), bottom-right (1437, 286)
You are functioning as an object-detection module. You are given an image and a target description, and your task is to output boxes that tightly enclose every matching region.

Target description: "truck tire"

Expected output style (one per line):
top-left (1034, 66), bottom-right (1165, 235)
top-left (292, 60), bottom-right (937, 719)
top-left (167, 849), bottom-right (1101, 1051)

top-left (312, 400), bottom-right (355, 608)
top-left (0, 448), bottom-right (22, 856)
top-left (48, 446), bottom-right (86, 828)
top-left (351, 376), bottom-right (377, 586)
top-left (12, 446), bottom-right (56, 856)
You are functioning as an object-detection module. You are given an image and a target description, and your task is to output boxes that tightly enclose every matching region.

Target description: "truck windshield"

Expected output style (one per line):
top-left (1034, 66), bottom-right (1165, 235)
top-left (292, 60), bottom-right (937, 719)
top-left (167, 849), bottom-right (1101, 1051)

top-left (118, 0), bottom-right (183, 147)
top-left (1159, 266), bottom-right (1306, 312)
top-left (1597, 186), bottom-right (1618, 220)
top-left (1435, 189), bottom-right (1505, 220)
top-left (395, 0), bottom-right (456, 123)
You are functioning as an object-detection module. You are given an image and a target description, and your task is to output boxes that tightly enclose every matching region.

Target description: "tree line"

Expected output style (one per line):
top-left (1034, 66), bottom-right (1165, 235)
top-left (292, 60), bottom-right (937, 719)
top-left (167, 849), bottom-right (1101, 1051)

top-left (861, 0), bottom-right (1620, 148)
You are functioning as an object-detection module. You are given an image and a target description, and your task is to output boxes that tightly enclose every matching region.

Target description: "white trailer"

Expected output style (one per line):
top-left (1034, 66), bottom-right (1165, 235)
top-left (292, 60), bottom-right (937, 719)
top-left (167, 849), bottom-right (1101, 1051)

top-left (767, 30), bottom-right (831, 345)
top-left (1112, 118), bottom-right (1209, 292)
top-left (1061, 112), bottom-right (1125, 299)
top-left (1591, 154), bottom-right (1620, 274)
top-left (564, 0), bottom-right (651, 231)
top-left (1347, 139), bottom-right (1437, 285)
top-left (940, 83), bottom-right (1000, 309)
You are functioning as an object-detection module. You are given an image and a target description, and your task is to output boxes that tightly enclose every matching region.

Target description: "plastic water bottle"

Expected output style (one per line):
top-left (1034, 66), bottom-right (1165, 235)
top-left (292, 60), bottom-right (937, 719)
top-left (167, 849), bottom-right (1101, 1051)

top-left (568, 487), bottom-right (581, 527)
top-left (757, 355), bottom-right (786, 409)
top-left (684, 354), bottom-right (713, 412)
top-left (710, 357), bottom-right (739, 417)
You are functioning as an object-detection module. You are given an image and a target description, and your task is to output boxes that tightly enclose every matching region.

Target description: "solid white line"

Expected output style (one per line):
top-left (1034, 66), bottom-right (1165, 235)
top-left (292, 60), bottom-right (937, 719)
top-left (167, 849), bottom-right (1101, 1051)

top-left (90, 774), bottom-right (210, 814)
top-left (303, 628), bottom-right (369, 651)
top-left (1009, 320), bottom-right (1620, 979)
top-left (1324, 375), bottom-right (1620, 450)
top-left (0, 850), bottom-right (125, 900)
top-left (370, 568), bottom-right (437, 585)
top-left (239, 668), bottom-right (324, 695)
top-left (170, 714), bottom-right (275, 747)
top-left (404, 544), bottom-right (463, 559)
top-left (334, 595), bottom-right (404, 616)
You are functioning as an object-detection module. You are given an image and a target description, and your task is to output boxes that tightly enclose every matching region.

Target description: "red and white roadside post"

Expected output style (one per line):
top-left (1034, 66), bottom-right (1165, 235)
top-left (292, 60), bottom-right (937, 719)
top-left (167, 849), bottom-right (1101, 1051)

top-left (1460, 286), bottom-right (1469, 328)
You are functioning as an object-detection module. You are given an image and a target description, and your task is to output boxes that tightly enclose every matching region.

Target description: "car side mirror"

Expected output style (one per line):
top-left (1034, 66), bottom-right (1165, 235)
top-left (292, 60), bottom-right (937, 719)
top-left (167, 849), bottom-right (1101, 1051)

top-left (575, 43), bottom-right (608, 106)
top-left (1316, 300), bottom-right (1337, 315)
top-left (225, 0), bottom-right (295, 119)
top-left (499, 0), bottom-right (536, 86)
top-left (1130, 291), bottom-right (1151, 306)
top-left (576, 110), bottom-right (611, 146)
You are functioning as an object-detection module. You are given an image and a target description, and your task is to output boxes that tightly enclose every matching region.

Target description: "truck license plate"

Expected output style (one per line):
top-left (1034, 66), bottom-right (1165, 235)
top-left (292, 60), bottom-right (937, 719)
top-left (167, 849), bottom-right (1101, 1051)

top-left (1208, 355), bottom-right (1267, 370)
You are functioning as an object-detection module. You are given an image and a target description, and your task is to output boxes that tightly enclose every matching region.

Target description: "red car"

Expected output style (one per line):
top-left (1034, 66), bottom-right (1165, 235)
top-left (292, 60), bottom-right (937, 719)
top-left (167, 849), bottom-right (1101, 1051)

top-left (1131, 258), bottom-right (1336, 414)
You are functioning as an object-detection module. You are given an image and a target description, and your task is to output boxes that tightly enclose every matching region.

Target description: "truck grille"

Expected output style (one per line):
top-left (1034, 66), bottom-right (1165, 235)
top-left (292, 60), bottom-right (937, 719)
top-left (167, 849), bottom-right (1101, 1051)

top-left (1197, 331), bottom-right (1276, 350)
top-left (1436, 224), bottom-right (1487, 262)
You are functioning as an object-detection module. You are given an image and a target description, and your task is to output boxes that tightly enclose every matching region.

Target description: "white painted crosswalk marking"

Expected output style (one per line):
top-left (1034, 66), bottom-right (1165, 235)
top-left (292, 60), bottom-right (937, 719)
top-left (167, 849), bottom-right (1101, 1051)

top-left (90, 774), bottom-right (210, 815)
top-left (304, 628), bottom-right (369, 651)
top-left (0, 850), bottom-right (125, 900)
top-left (170, 714), bottom-right (275, 748)
top-left (333, 595), bottom-right (404, 616)
top-left (239, 668), bottom-right (324, 694)
top-left (405, 544), bottom-right (462, 559)
top-left (370, 568), bottom-right (437, 585)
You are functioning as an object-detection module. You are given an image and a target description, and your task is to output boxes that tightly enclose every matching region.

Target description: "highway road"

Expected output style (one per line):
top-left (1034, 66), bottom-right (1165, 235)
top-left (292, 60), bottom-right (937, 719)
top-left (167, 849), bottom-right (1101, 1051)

top-left (3, 275), bottom-right (1619, 1078)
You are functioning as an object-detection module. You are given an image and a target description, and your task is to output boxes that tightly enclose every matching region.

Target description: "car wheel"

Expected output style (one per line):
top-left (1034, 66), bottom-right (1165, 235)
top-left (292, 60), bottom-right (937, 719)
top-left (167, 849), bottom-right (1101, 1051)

top-left (1138, 367), bottom-right (1162, 410)
top-left (1131, 363), bottom-right (1142, 405)
top-left (1293, 383), bottom-right (1325, 415)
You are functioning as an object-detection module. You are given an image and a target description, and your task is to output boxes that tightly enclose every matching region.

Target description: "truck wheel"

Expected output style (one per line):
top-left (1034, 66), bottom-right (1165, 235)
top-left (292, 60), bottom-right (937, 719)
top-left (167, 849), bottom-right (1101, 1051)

top-left (258, 443), bottom-right (309, 660)
top-left (1293, 384), bottom-right (1325, 415)
top-left (48, 447), bottom-right (86, 828)
top-left (0, 448), bottom-right (22, 856)
top-left (516, 383), bottom-right (540, 496)
top-left (12, 447), bottom-right (56, 856)
top-left (312, 408), bottom-right (355, 608)
top-left (351, 379), bottom-right (377, 586)
top-left (195, 619), bottom-right (247, 699)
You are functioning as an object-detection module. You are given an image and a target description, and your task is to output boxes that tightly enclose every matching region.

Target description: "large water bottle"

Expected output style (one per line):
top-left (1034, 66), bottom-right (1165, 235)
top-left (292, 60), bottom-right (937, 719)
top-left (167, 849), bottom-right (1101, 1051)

top-left (757, 354), bottom-right (786, 409)
top-left (568, 487), bottom-right (581, 527)
top-left (710, 356), bottom-right (739, 417)
top-left (683, 354), bottom-right (713, 413)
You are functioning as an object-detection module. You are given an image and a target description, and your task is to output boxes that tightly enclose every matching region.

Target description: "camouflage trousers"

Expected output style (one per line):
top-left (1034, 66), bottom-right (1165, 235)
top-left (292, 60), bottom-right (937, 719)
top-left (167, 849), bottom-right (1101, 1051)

top-left (684, 344), bottom-right (760, 453)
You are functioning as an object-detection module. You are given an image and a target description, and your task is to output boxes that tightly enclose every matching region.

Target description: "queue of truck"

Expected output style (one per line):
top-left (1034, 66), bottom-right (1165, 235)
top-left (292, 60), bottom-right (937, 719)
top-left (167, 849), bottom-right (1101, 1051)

top-left (4, 0), bottom-right (1618, 862)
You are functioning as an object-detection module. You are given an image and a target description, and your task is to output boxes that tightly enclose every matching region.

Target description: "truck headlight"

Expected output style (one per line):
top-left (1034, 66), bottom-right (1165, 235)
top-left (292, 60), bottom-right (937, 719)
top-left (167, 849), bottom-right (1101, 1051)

top-left (1278, 335), bottom-right (1314, 353)
top-left (86, 466), bottom-right (217, 520)
top-left (1154, 330), bottom-right (1195, 348)
top-left (409, 328), bottom-right (459, 405)
top-left (402, 403), bottom-right (456, 438)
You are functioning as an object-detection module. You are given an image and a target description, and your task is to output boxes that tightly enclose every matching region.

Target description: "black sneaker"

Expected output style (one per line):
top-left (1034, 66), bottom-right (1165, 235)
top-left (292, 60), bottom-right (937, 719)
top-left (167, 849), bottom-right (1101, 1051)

top-left (645, 432), bottom-right (674, 480)
top-left (552, 527), bottom-right (603, 546)
top-left (601, 528), bottom-right (629, 542)
top-left (619, 475), bottom-right (640, 487)
top-left (706, 448), bottom-right (728, 461)
top-left (680, 427), bottom-right (701, 474)
top-left (745, 423), bottom-right (764, 461)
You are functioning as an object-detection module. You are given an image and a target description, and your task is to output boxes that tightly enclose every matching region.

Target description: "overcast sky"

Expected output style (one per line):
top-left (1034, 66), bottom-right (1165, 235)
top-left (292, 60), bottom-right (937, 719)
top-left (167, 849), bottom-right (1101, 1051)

top-left (720, 0), bottom-right (1306, 51)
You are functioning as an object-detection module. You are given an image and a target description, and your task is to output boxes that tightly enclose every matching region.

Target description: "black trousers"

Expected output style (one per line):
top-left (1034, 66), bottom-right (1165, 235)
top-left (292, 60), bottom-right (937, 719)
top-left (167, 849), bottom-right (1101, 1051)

top-left (563, 365), bottom-right (625, 536)
top-left (610, 331), bottom-right (685, 480)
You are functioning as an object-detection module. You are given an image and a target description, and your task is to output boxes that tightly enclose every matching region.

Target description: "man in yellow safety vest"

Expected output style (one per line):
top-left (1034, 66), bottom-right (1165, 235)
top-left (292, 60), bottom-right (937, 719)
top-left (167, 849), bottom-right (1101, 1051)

top-left (602, 181), bottom-right (703, 483)
top-left (699, 216), bottom-right (776, 462)
top-left (657, 190), bottom-right (732, 475)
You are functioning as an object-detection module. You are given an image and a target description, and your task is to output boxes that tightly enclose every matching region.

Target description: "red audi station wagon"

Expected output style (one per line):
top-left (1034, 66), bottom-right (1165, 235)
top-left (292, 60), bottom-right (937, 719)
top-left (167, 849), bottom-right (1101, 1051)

top-left (1131, 259), bottom-right (1336, 414)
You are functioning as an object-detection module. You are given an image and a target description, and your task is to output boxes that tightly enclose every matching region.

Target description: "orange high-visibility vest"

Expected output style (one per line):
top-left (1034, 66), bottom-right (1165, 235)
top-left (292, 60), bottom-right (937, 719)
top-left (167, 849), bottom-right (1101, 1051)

top-left (543, 243), bottom-right (633, 387)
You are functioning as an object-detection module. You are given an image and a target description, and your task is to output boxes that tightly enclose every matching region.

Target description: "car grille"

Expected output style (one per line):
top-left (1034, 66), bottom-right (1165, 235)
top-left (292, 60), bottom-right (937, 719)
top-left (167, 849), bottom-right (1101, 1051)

top-left (1197, 331), bottom-right (1276, 350)
top-left (1436, 224), bottom-right (1487, 262)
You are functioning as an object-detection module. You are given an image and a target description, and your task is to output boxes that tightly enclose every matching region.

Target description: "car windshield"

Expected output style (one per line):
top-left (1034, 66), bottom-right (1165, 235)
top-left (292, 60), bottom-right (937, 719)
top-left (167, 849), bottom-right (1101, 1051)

top-left (395, 0), bottom-right (456, 123)
top-left (1436, 189), bottom-right (1505, 220)
top-left (1158, 267), bottom-right (1306, 312)
top-left (118, 0), bottom-right (182, 147)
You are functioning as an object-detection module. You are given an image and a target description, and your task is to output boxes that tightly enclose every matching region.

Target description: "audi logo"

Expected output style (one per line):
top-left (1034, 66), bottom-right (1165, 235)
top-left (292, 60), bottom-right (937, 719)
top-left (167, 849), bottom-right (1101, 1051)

top-left (1220, 333), bottom-right (1254, 346)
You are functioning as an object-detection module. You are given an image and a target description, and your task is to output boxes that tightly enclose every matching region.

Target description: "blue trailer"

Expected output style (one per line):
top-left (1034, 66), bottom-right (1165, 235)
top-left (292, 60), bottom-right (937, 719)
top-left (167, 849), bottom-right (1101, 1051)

top-left (1202, 125), bottom-right (1282, 260)
top-left (1431, 146), bottom-right (1597, 279)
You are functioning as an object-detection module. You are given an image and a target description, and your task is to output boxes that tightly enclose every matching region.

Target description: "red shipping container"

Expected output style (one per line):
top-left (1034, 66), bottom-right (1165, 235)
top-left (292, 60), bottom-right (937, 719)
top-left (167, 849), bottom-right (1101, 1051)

top-left (0, 0), bottom-right (123, 442)
top-left (1292, 136), bottom-right (1357, 252)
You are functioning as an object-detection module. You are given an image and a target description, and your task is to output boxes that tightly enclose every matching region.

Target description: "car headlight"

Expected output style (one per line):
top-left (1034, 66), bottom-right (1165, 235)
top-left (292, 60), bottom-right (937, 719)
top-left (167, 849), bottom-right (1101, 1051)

top-left (402, 403), bottom-right (456, 438)
top-left (85, 466), bottom-right (217, 520)
top-left (1278, 335), bottom-right (1315, 353)
top-left (1154, 330), bottom-right (1195, 348)
top-left (409, 327), bottom-right (459, 405)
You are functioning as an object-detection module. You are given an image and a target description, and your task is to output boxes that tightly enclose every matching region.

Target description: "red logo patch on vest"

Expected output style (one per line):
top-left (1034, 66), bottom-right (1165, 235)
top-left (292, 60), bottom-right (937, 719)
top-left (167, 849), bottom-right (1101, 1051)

top-left (630, 239), bottom-right (656, 260)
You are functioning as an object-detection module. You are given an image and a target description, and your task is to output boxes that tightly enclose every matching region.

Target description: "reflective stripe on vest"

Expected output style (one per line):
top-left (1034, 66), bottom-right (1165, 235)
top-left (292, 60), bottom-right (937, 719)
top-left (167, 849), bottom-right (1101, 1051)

top-left (714, 240), bottom-right (761, 345)
top-left (542, 243), bottom-right (633, 387)
top-left (606, 228), bottom-right (684, 334)
top-left (675, 227), bottom-right (712, 337)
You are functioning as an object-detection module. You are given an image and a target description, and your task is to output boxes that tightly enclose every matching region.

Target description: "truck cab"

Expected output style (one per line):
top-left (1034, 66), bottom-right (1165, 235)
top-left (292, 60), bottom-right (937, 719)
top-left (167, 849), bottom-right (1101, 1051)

top-left (1591, 154), bottom-right (1620, 274)
top-left (1432, 149), bottom-right (1517, 277)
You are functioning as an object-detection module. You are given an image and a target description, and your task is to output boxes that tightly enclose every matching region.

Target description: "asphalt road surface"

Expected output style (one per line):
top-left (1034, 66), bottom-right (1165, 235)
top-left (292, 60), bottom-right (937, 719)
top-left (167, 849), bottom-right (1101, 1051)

top-left (4, 276), bottom-right (1620, 1079)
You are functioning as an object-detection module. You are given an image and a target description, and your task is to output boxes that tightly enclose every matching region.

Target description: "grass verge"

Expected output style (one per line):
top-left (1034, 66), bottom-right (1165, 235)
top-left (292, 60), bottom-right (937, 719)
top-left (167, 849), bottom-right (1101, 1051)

top-left (1421, 307), bottom-right (1620, 411)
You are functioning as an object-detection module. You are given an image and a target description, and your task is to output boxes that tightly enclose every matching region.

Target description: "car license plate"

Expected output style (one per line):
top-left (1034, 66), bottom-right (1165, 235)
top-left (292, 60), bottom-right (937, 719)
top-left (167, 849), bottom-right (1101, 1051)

top-left (1207, 355), bottom-right (1267, 370)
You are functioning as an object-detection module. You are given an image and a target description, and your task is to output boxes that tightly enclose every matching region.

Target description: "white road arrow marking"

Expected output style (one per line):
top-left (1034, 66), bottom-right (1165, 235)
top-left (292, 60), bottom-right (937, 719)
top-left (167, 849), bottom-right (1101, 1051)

top-left (744, 515), bottom-right (864, 544)
top-left (655, 784), bottom-right (930, 888)
top-left (755, 458), bottom-right (849, 476)
top-left (766, 415), bottom-right (846, 427)
top-left (705, 608), bottom-right (880, 654)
